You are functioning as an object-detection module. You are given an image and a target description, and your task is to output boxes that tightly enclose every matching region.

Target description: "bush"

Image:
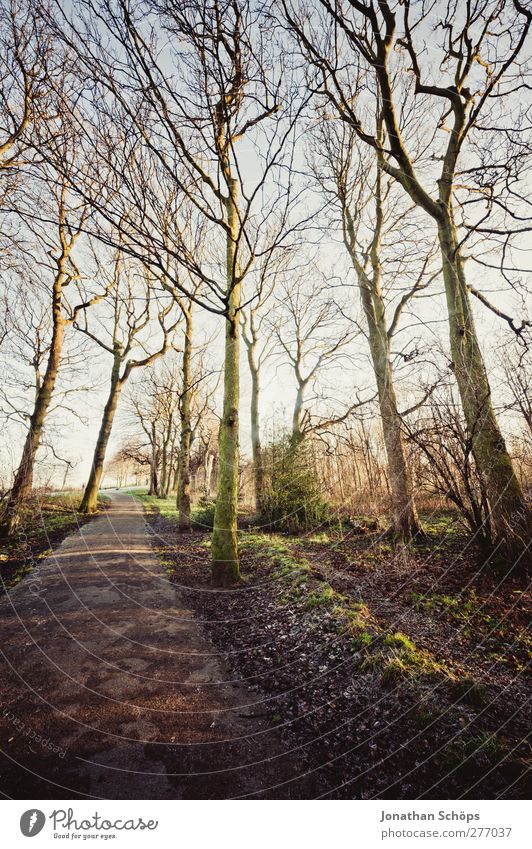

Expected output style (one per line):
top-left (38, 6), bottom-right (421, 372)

top-left (192, 497), bottom-right (216, 530)
top-left (259, 436), bottom-right (332, 534)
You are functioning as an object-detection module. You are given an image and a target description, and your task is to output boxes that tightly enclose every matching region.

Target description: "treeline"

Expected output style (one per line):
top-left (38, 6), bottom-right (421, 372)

top-left (0, 0), bottom-right (530, 582)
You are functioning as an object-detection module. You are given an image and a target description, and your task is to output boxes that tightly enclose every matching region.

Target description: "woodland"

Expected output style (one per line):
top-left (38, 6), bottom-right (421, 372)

top-left (0, 0), bottom-right (530, 800)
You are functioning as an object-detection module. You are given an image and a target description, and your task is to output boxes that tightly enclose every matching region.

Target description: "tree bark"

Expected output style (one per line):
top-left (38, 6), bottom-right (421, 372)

top-left (176, 309), bottom-right (193, 530)
top-left (342, 161), bottom-right (420, 537)
top-left (291, 381), bottom-right (306, 444)
top-left (246, 339), bottom-right (265, 512)
top-left (363, 289), bottom-right (420, 537)
top-left (204, 452), bottom-right (214, 498)
top-left (159, 412), bottom-right (174, 499)
top-left (378, 60), bottom-right (529, 553)
top-left (212, 177), bottom-right (241, 585)
top-left (79, 352), bottom-right (123, 513)
top-left (437, 213), bottom-right (529, 554)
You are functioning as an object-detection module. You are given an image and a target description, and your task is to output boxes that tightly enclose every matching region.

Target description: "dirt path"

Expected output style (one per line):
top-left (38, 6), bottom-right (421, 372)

top-left (0, 491), bottom-right (314, 799)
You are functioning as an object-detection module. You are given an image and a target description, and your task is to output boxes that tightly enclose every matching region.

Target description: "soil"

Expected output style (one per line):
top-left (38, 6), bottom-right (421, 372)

top-left (145, 510), bottom-right (531, 800)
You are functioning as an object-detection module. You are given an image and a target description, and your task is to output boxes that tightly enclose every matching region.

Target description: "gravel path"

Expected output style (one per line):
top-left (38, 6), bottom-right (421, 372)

top-left (0, 491), bottom-right (313, 799)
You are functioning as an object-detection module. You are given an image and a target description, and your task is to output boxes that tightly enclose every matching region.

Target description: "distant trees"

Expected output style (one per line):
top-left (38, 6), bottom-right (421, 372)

top-left (126, 350), bottom-right (217, 504)
top-left (75, 252), bottom-right (179, 513)
top-left (272, 273), bottom-right (354, 441)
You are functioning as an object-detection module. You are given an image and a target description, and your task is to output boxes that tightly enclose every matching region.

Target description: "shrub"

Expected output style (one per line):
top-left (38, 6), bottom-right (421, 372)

top-left (259, 436), bottom-right (332, 533)
top-left (192, 497), bottom-right (216, 530)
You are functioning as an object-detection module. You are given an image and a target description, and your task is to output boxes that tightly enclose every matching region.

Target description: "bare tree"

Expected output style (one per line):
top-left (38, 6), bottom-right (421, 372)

top-left (283, 0), bottom-right (531, 555)
top-left (127, 349), bottom-right (217, 502)
top-left (47, 0), bottom-right (304, 584)
top-left (405, 387), bottom-right (493, 548)
top-left (0, 266), bottom-right (90, 489)
top-left (241, 254), bottom-right (284, 512)
top-left (311, 119), bottom-right (440, 537)
top-left (0, 0), bottom-right (49, 188)
top-left (75, 251), bottom-right (179, 513)
top-left (0, 179), bottom-right (107, 535)
top-left (271, 272), bottom-right (355, 441)
top-left (502, 345), bottom-right (532, 436)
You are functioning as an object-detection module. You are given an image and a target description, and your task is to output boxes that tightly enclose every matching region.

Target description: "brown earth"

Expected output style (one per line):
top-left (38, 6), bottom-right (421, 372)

top-left (144, 510), bottom-right (531, 800)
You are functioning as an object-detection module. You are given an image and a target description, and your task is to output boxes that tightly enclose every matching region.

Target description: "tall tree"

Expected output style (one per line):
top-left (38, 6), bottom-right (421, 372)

top-left (48, 0), bottom-right (303, 583)
top-left (0, 180), bottom-right (106, 535)
top-left (283, 0), bottom-right (531, 555)
top-left (241, 255), bottom-right (282, 513)
top-left (312, 120), bottom-right (439, 537)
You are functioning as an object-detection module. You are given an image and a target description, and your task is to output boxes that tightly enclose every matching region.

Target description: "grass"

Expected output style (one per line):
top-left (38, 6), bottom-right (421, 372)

top-left (126, 494), bottom-right (528, 797)
top-left (439, 731), bottom-right (505, 770)
top-left (377, 631), bottom-right (453, 687)
top-left (239, 530), bottom-right (454, 684)
top-left (0, 489), bottom-right (108, 592)
top-left (408, 587), bottom-right (532, 669)
top-left (420, 511), bottom-right (465, 537)
top-left (127, 489), bottom-right (218, 529)
top-left (409, 589), bottom-right (480, 620)
top-left (125, 490), bottom-right (178, 520)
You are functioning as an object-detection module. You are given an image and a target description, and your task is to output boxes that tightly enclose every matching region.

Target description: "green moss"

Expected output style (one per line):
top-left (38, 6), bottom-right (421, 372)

top-left (364, 630), bottom-right (452, 685)
top-left (439, 732), bottom-right (504, 768)
top-left (304, 585), bottom-right (339, 610)
top-left (384, 631), bottom-right (418, 652)
top-left (349, 630), bottom-right (373, 651)
top-left (408, 589), bottom-right (480, 622)
top-left (421, 512), bottom-right (463, 537)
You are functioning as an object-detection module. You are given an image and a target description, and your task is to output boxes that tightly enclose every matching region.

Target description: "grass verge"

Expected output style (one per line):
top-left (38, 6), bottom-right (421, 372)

top-left (0, 489), bottom-right (109, 593)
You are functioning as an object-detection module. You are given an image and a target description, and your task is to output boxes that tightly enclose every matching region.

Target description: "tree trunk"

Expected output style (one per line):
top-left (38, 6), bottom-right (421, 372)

top-left (79, 353), bottom-right (123, 513)
top-left (344, 165), bottom-right (420, 538)
top-left (212, 177), bottom-right (241, 585)
top-left (246, 342), bottom-right (265, 512)
top-left (172, 452), bottom-right (180, 493)
top-left (360, 281), bottom-right (420, 537)
top-left (291, 382), bottom-right (306, 445)
top-left (1, 280), bottom-right (66, 536)
top-left (204, 453), bottom-right (214, 498)
top-left (149, 460), bottom-right (158, 497)
top-left (176, 310), bottom-right (193, 530)
top-left (438, 214), bottom-right (529, 555)
top-left (159, 413), bottom-right (173, 499)
top-left (148, 423), bottom-right (159, 496)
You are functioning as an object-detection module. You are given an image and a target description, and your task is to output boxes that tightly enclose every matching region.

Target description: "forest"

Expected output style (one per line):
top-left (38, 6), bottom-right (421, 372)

top-left (0, 0), bottom-right (530, 802)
